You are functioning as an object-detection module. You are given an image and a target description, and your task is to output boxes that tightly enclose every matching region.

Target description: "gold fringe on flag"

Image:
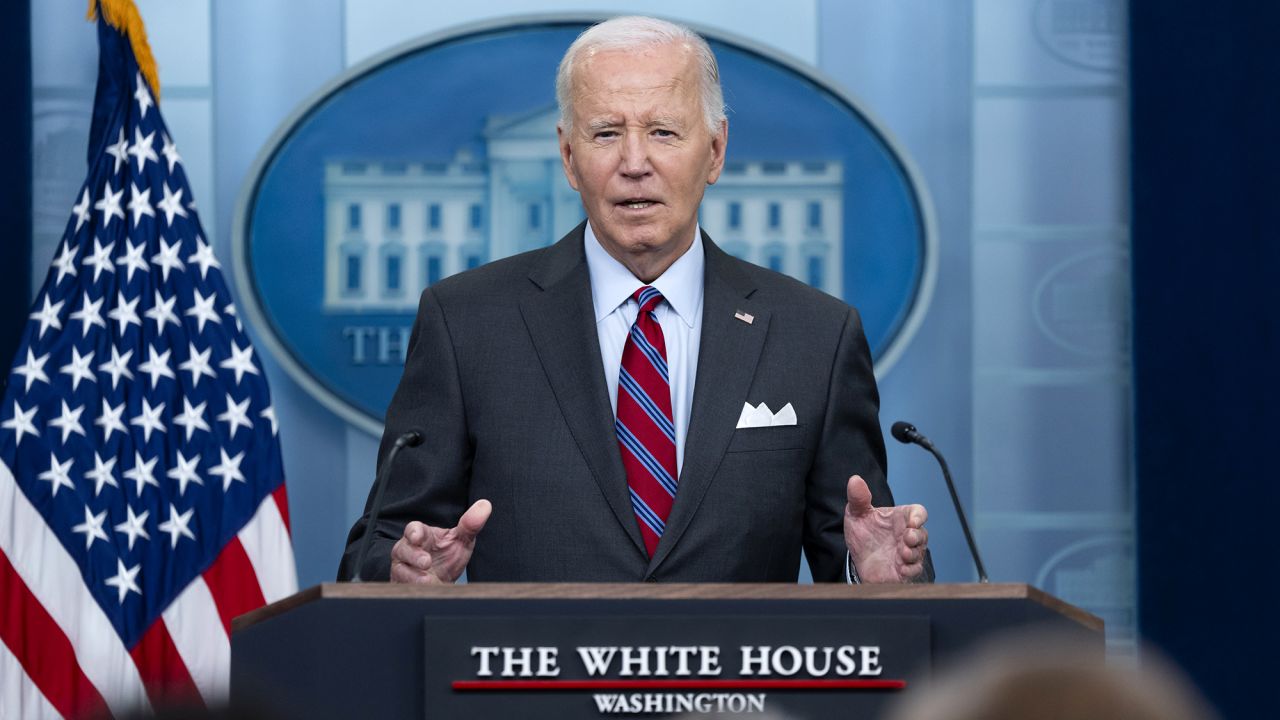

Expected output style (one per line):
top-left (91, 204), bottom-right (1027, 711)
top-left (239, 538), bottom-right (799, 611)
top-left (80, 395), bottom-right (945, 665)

top-left (86, 0), bottom-right (160, 102)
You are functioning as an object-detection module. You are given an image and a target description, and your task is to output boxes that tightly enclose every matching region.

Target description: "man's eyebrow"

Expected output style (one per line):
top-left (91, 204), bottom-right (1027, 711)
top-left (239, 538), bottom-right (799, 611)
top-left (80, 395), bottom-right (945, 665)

top-left (586, 118), bottom-right (621, 131)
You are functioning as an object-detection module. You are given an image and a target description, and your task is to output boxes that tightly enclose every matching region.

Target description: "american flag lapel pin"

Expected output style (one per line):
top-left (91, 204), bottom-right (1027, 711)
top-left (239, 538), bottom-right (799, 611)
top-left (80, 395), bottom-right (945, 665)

top-left (734, 310), bottom-right (754, 325)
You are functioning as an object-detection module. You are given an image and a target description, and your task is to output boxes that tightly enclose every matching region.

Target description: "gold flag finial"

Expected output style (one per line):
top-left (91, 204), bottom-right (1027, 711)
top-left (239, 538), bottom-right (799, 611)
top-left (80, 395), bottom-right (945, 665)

top-left (87, 0), bottom-right (161, 102)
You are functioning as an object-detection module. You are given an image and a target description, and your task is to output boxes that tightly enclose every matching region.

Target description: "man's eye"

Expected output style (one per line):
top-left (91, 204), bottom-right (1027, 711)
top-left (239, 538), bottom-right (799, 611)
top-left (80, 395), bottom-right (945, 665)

top-left (595, 131), bottom-right (618, 140)
top-left (653, 129), bottom-right (676, 138)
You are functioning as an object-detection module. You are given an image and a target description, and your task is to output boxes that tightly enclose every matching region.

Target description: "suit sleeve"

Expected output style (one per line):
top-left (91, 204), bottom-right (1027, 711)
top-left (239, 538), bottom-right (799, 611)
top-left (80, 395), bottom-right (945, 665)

top-left (802, 307), bottom-right (935, 582)
top-left (336, 287), bottom-right (472, 581)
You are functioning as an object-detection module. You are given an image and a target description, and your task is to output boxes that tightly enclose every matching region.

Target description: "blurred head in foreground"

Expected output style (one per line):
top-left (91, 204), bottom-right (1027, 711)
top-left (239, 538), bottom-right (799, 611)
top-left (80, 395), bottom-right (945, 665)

top-left (885, 633), bottom-right (1217, 720)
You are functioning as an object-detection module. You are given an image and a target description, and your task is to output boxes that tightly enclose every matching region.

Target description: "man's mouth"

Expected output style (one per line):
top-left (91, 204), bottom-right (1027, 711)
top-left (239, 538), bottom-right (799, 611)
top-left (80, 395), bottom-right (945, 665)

top-left (617, 198), bottom-right (659, 210)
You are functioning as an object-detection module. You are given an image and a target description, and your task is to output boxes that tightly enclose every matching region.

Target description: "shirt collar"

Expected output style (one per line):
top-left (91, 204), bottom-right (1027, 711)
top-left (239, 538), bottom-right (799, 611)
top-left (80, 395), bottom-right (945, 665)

top-left (584, 222), bottom-right (704, 328)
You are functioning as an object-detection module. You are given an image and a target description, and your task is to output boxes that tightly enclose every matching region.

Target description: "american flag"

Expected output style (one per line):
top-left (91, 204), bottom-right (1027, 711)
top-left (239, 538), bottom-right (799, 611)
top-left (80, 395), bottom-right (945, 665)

top-left (1, 8), bottom-right (296, 718)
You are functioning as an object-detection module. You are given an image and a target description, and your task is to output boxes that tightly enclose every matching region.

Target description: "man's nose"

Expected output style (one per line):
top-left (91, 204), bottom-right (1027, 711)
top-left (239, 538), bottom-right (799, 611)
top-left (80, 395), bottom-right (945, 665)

top-left (618, 132), bottom-right (652, 178)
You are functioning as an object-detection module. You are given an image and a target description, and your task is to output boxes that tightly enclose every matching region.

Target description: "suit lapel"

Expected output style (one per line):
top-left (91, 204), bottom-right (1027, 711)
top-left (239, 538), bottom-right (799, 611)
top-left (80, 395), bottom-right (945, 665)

top-left (648, 235), bottom-right (768, 574)
top-left (520, 227), bottom-right (647, 558)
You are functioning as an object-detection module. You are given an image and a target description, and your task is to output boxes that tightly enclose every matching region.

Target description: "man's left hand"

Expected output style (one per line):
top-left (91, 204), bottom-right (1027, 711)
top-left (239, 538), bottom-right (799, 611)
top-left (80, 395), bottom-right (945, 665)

top-left (843, 475), bottom-right (928, 583)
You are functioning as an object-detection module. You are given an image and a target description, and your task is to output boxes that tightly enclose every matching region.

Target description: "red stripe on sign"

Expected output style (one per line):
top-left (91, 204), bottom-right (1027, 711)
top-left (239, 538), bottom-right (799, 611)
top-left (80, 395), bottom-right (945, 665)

top-left (130, 617), bottom-right (205, 708)
top-left (452, 679), bottom-right (906, 691)
top-left (201, 538), bottom-right (267, 636)
top-left (0, 549), bottom-right (108, 719)
top-left (271, 484), bottom-right (291, 533)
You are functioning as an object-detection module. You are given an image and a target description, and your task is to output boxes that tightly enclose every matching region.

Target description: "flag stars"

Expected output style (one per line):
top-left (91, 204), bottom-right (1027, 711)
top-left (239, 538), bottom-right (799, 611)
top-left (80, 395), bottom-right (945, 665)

top-left (210, 448), bottom-right (246, 491)
top-left (167, 451), bottom-right (204, 496)
top-left (127, 181), bottom-right (154, 225)
top-left (122, 451), bottom-right (160, 496)
top-left (186, 289), bottom-right (221, 333)
top-left (260, 404), bottom-right (279, 437)
top-left (105, 559), bottom-right (142, 604)
top-left (151, 236), bottom-right (186, 281)
top-left (70, 292), bottom-right (106, 337)
top-left (12, 349), bottom-right (51, 392)
top-left (60, 347), bottom-right (97, 391)
top-left (220, 341), bottom-right (260, 385)
top-left (48, 400), bottom-right (86, 444)
top-left (187, 236), bottom-right (220, 279)
top-left (217, 394), bottom-right (253, 441)
top-left (107, 291), bottom-right (142, 335)
top-left (114, 505), bottom-right (150, 551)
top-left (82, 237), bottom-right (116, 283)
top-left (145, 290), bottom-right (181, 332)
top-left (97, 345), bottom-right (133, 389)
top-left (85, 451), bottom-right (119, 496)
top-left (179, 342), bottom-right (217, 387)
top-left (37, 453), bottom-right (75, 497)
top-left (130, 398), bottom-right (167, 444)
top-left (134, 72), bottom-right (153, 119)
top-left (94, 182), bottom-right (125, 227)
top-left (156, 182), bottom-right (188, 226)
top-left (127, 127), bottom-right (158, 173)
top-left (138, 344), bottom-right (176, 388)
top-left (1, 401), bottom-right (40, 445)
top-left (159, 504), bottom-right (197, 548)
top-left (116, 238), bottom-right (150, 283)
top-left (73, 188), bottom-right (92, 232)
top-left (52, 242), bottom-right (79, 285)
top-left (28, 295), bottom-right (64, 339)
top-left (173, 397), bottom-right (211, 441)
top-left (71, 506), bottom-right (110, 550)
top-left (95, 398), bottom-right (128, 442)
top-left (161, 133), bottom-right (181, 172)
top-left (104, 128), bottom-right (129, 174)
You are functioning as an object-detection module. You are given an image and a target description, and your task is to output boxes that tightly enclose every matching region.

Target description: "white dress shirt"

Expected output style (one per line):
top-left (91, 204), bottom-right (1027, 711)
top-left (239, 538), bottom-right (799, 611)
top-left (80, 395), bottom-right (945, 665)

top-left (585, 223), bottom-right (704, 476)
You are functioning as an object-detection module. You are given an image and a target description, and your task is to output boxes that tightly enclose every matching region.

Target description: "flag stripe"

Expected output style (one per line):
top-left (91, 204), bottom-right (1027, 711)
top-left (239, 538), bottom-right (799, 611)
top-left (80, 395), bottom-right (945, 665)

top-left (162, 576), bottom-right (231, 703)
top-left (130, 617), bottom-right (204, 709)
top-left (0, 636), bottom-right (65, 720)
top-left (0, 460), bottom-right (151, 717)
top-left (201, 537), bottom-right (267, 636)
top-left (271, 484), bottom-right (291, 532)
top-left (0, 548), bottom-right (108, 720)
top-left (238, 492), bottom-right (298, 604)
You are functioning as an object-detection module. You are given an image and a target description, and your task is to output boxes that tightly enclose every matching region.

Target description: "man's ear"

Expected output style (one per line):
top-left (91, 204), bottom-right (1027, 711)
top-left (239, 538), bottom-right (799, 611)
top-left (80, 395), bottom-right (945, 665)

top-left (706, 119), bottom-right (728, 185)
top-left (558, 124), bottom-right (580, 191)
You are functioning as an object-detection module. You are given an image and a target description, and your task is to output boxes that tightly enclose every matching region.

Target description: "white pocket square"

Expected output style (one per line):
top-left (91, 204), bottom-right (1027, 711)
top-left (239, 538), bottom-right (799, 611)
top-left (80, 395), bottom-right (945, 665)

top-left (736, 402), bottom-right (797, 429)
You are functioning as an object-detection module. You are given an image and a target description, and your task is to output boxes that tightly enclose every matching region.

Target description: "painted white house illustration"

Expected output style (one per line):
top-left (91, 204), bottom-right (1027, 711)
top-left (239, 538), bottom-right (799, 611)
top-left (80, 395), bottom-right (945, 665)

top-left (323, 106), bottom-right (843, 312)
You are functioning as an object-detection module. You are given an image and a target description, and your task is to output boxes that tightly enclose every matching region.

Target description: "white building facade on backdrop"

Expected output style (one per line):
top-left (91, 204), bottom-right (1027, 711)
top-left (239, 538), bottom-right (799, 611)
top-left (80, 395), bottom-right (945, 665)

top-left (323, 107), bottom-right (844, 312)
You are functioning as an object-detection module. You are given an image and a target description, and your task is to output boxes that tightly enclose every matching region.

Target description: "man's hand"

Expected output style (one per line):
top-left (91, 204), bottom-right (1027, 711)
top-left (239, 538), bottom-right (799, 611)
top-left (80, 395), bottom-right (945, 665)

top-left (843, 475), bottom-right (928, 583)
top-left (390, 500), bottom-right (492, 584)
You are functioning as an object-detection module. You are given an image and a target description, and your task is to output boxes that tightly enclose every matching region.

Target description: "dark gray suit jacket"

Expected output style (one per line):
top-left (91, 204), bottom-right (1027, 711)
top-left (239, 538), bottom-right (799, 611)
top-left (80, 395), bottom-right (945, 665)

top-left (338, 224), bottom-right (911, 582)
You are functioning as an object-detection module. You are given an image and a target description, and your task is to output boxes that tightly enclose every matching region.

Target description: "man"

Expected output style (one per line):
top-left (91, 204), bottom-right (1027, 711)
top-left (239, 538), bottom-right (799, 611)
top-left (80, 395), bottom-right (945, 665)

top-left (337, 16), bottom-right (931, 584)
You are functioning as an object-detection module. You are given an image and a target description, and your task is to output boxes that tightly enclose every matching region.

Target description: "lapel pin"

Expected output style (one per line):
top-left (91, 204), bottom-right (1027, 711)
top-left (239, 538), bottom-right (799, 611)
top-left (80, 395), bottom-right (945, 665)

top-left (734, 310), bottom-right (754, 325)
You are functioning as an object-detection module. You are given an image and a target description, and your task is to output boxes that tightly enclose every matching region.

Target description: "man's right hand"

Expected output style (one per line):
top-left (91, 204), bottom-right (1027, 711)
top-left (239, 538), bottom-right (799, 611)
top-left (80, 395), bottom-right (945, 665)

top-left (389, 499), bottom-right (492, 584)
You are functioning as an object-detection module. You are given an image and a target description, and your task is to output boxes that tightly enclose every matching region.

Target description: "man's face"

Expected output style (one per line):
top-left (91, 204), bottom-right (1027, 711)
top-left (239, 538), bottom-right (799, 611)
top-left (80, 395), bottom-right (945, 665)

top-left (559, 42), bottom-right (727, 280)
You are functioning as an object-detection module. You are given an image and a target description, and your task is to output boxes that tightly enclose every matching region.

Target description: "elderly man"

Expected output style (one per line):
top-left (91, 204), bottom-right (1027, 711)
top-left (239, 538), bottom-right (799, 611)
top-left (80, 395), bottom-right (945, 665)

top-left (338, 16), bottom-right (931, 584)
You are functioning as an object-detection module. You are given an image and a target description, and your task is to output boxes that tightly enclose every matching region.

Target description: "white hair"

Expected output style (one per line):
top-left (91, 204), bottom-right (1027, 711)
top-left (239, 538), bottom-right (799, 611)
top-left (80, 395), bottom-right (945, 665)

top-left (555, 16), bottom-right (727, 135)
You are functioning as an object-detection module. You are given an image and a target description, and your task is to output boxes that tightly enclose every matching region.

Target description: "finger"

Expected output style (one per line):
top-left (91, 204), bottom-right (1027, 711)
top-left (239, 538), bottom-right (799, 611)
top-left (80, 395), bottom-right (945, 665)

top-left (904, 528), bottom-right (923, 548)
top-left (404, 521), bottom-right (428, 547)
top-left (452, 499), bottom-right (493, 542)
top-left (845, 475), bottom-right (873, 517)
top-left (391, 537), bottom-right (434, 570)
top-left (907, 504), bottom-right (928, 527)
top-left (899, 545), bottom-right (920, 564)
top-left (901, 563), bottom-right (923, 580)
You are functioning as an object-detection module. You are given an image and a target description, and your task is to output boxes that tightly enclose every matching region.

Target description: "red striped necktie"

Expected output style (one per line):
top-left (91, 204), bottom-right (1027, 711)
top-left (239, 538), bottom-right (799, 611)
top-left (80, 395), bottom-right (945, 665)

top-left (615, 285), bottom-right (679, 557)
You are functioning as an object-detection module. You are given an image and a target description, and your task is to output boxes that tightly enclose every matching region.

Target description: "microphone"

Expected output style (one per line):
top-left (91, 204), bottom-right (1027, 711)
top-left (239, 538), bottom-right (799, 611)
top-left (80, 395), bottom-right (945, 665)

top-left (891, 421), bottom-right (988, 583)
top-left (349, 429), bottom-right (424, 582)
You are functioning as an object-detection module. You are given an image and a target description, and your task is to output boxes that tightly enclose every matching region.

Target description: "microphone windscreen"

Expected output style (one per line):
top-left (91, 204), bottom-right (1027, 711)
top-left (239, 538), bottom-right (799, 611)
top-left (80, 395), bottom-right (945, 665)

top-left (890, 421), bottom-right (916, 444)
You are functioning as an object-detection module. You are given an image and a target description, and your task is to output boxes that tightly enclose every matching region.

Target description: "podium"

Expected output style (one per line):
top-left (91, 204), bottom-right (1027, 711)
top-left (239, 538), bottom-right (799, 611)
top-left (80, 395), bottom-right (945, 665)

top-left (231, 583), bottom-right (1100, 719)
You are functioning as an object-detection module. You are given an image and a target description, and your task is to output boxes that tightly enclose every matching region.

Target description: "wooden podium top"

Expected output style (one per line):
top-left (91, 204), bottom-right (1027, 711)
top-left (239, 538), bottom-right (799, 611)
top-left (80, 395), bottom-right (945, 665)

top-left (234, 582), bottom-right (1101, 634)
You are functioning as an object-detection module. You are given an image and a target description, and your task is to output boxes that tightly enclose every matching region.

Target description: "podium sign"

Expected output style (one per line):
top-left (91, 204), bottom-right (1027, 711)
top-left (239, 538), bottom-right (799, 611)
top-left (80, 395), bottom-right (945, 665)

top-left (426, 614), bottom-right (930, 717)
top-left (231, 583), bottom-right (1101, 720)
